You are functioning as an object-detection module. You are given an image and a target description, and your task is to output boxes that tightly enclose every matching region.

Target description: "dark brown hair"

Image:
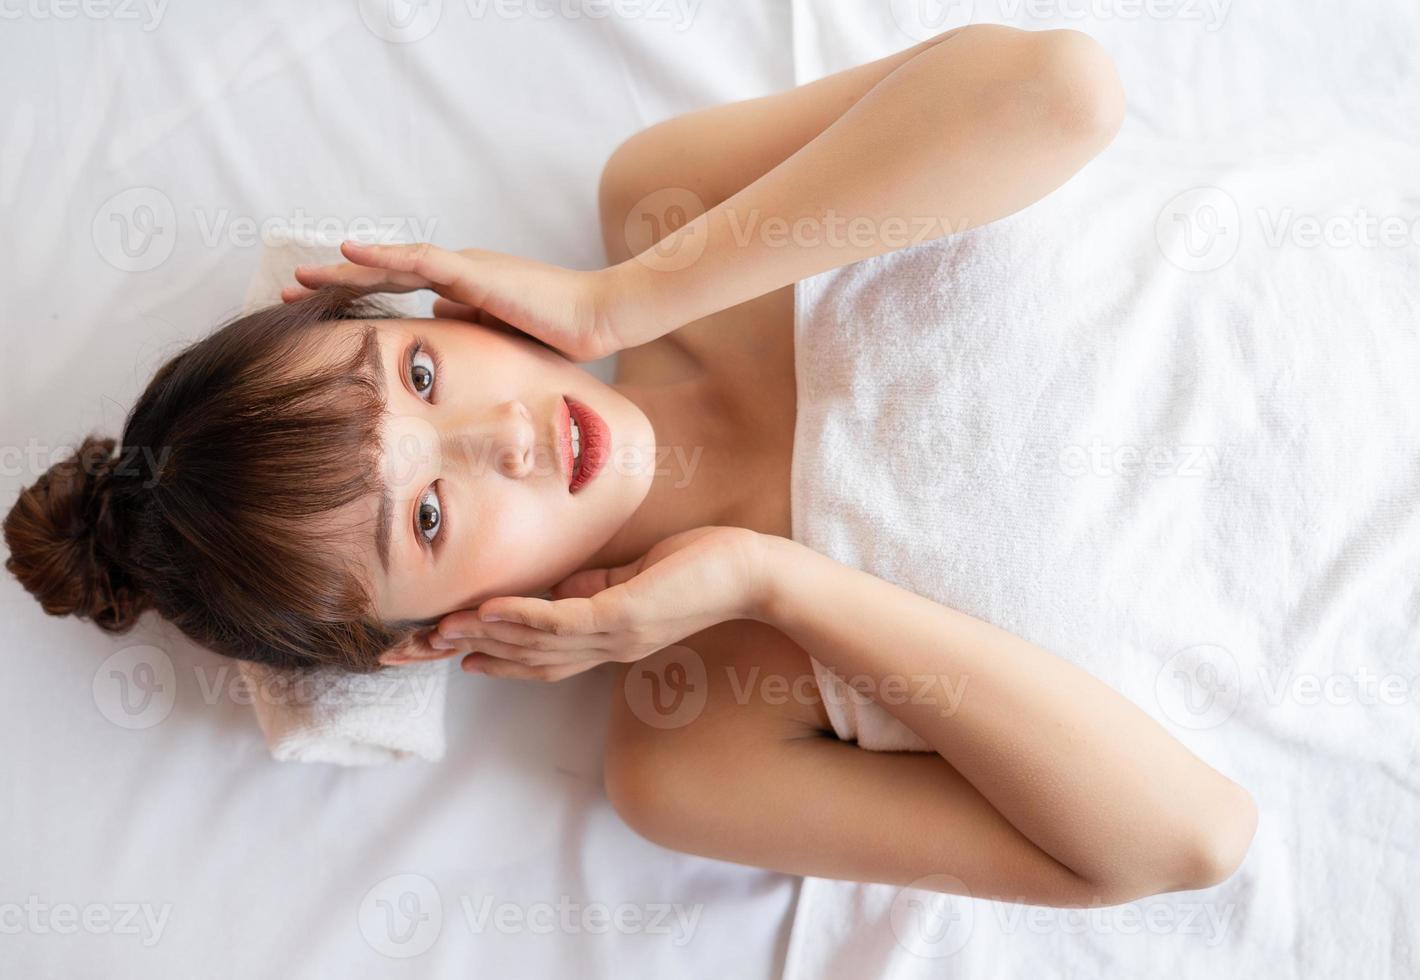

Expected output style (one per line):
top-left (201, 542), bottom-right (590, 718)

top-left (2, 286), bottom-right (429, 673)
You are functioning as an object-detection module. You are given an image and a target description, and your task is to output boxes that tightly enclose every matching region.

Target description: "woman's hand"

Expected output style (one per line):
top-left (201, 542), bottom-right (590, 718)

top-left (428, 526), bottom-right (771, 682)
top-left (281, 241), bottom-right (653, 362)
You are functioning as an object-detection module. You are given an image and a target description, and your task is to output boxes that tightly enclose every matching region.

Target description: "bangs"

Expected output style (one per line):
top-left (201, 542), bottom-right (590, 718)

top-left (124, 288), bottom-right (420, 672)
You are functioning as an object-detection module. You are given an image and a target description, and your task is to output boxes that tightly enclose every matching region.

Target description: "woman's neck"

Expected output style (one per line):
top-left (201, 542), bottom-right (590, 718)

top-left (583, 376), bottom-right (747, 570)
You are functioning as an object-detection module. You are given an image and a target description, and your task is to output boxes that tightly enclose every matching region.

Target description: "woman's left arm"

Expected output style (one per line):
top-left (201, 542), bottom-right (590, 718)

top-left (608, 25), bottom-right (1125, 340)
top-left (746, 534), bottom-right (1258, 901)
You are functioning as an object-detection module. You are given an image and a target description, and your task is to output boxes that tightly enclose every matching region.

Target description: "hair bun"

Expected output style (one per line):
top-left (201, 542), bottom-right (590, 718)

top-left (3, 435), bottom-right (147, 632)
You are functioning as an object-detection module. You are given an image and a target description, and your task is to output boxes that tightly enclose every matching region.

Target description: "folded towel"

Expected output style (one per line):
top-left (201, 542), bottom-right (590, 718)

top-left (238, 226), bottom-right (452, 765)
top-left (240, 656), bottom-right (450, 765)
top-left (809, 658), bottom-right (929, 752)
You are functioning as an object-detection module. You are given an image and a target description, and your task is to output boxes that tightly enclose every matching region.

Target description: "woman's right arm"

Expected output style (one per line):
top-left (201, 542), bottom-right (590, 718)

top-left (603, 24), bottom-right (1124, 339)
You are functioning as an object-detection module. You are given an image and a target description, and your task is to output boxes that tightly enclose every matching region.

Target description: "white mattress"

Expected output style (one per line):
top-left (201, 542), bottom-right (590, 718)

top-left (0, 4), bottom-right (800, 976)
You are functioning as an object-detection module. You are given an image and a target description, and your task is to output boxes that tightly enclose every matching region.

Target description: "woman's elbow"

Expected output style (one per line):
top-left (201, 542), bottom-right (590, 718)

top-left (1176, 781), bottom-right (1259, 891)
top-left (1027, 28), bottom-right (1126, 147)
top-left (1092, 781), bottom-right (1258, 906)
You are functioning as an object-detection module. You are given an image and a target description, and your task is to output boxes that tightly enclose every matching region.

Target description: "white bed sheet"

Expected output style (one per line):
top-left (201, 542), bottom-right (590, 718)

top-left (0, 3), bottom-right (801, 977)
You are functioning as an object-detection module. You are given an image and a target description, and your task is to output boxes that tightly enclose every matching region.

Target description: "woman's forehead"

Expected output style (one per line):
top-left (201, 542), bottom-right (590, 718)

top-left (290, 317), bottom-right (418, 384)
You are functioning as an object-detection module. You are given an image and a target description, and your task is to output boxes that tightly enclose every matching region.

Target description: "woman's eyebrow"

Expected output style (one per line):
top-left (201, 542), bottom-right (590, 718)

top-left (356, 322), bottom-right (396, 575)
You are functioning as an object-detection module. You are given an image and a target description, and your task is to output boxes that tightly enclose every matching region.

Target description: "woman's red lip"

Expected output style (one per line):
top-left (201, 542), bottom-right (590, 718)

top-left (558, 396), bottom-right (574, 489)
top-left (565, 396), bottom-right (609, 494)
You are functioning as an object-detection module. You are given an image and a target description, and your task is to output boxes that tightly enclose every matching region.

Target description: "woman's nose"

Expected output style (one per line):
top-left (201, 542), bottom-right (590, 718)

top-left (441, 400), bottom-right (536, 480)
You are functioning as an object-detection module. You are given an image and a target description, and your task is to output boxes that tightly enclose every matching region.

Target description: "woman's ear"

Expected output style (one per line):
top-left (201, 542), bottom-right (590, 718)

top-left (377, 648), bottom-right (411, 667)
top-left (378, 630), bottom-right (456, 667)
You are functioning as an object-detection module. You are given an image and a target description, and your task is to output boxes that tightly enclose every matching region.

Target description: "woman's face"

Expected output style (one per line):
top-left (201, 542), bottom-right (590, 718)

top-left (329, 317), bottom-right (655, 624)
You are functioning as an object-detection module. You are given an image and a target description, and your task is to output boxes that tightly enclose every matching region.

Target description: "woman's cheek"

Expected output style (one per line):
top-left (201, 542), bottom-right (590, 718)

top-left (461, 498), bottom-right (565, 596)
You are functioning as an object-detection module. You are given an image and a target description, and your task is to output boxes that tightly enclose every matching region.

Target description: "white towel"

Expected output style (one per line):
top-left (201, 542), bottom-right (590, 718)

top-left (238, 227), bottom-right (452, 765)
top-left (781, 94), bottom-right (1420, 980)
top-left (240, 656), bottom-right (450, 766)
top-left (781, 3), bottom-right (1420, 975)
top-left (809, 658), bottom-right (929, 752)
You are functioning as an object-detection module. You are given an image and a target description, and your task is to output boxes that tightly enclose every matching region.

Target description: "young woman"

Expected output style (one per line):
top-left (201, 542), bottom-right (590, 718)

top-left (4, 25), bottom-right (1255, 908)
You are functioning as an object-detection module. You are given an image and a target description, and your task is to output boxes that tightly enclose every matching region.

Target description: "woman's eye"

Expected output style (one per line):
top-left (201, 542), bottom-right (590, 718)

top-left (410, 347), bottom-right (436, 399)
top-left (416, 485), bottom-right (442, 544)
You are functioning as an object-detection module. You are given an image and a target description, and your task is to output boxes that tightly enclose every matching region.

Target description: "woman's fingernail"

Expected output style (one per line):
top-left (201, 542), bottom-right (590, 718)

top-left (480, 613), bottom-right (503, 623)
top-left (428, 637), bottom-right (453, 650)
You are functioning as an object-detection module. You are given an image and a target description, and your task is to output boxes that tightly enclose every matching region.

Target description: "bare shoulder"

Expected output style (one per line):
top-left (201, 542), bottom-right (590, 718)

top-left (597, 124), bottom-right (796, 393)
top-left (605, 618), bottom-right (831, 758)
top-left (602, 620), bottom-right (833, 819)
top-left (599, 620), bottom-right (1094, 902)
